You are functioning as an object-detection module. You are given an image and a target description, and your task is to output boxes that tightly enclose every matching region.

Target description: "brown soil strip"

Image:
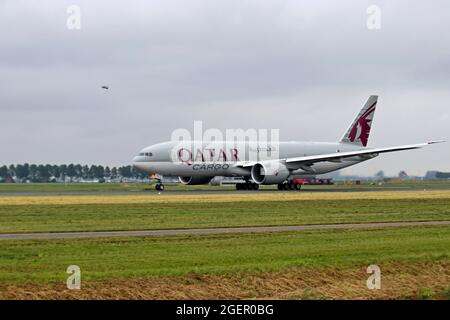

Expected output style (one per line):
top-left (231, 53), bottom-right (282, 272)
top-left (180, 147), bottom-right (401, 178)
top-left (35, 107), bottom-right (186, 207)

top-left (1, 262), bottom-right (449, 300)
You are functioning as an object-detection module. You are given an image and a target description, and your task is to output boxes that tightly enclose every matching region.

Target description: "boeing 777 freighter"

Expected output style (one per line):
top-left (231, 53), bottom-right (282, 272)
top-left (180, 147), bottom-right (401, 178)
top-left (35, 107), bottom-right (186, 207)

top-left (133, 96), bottom-right (442, 190)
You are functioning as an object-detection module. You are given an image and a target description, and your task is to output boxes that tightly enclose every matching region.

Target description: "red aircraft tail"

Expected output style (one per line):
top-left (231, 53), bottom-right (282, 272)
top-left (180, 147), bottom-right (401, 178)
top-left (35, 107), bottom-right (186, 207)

top-left (340, 95), bottom-right (378, 147)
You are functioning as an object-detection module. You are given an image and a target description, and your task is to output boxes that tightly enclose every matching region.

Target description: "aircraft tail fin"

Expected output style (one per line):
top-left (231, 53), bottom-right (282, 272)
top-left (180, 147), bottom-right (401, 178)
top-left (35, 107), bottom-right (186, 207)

top-left (340, 95), bottom-right (378, 147)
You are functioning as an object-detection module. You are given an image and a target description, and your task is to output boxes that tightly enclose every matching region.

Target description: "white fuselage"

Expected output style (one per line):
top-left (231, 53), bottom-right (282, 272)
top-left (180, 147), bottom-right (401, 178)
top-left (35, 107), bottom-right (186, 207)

top-left (132, 140), bottom-right (373, 178)
top-left (132, 96), bottom-right (440, 184)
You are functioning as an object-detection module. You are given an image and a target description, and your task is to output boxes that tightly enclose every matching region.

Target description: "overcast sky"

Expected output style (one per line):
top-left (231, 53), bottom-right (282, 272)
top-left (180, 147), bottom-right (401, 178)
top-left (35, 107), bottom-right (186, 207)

top-left (1, 0), bottom-right (449, 176)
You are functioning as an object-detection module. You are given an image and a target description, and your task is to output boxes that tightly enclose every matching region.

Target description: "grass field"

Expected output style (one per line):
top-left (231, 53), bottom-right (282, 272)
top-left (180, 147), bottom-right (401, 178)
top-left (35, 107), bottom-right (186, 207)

top-left (1, 180), bottom-right (450, 193)
top-left (0, 185), bottom-right (449, 299)
top-left (2, 225), bottom-right (449, 282)
top-left (0, 226), bottom-right (449, 299)
top-left (0, 190), bottom-right (449, 233)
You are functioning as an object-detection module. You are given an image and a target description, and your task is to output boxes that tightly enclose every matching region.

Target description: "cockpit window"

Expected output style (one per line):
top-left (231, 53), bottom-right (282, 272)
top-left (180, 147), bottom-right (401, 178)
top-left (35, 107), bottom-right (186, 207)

top-left (139, 152), bottom-right (153, 156)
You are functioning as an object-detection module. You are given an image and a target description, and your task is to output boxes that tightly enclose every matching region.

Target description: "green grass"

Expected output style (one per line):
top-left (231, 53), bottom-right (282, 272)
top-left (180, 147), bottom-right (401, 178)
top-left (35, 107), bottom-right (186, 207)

top-left (0, 182), bottom-right (243, 193)
top-left (303, 180), bottom-right (450, 190)
top-left (0, 226), bottom-right (448, 283)
top-left (0, 180), bottom-right (450, 193)
top-left (0, 183), bottom-right (151, 193)
top-left (0, 198), bottom-right (449, 233)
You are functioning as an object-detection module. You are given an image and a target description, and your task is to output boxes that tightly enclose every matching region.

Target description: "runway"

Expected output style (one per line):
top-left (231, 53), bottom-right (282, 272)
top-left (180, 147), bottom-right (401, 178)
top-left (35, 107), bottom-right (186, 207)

top-left (2, 186), bottom-right (450, 196)
top-left (1, 220), bottom-right (449, 240)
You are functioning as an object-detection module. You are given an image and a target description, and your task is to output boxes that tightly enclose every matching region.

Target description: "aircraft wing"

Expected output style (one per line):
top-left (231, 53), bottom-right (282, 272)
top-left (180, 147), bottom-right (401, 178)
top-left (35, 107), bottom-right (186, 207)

top-left (234, 141), bottom-right (443, 169)
top-left (284, 141), bottom-right (443, 167)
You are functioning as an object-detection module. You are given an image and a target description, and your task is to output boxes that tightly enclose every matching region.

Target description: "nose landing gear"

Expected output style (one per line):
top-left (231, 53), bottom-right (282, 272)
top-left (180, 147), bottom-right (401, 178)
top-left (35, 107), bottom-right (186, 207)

top-left (150, 174), bottom-right (165, 191)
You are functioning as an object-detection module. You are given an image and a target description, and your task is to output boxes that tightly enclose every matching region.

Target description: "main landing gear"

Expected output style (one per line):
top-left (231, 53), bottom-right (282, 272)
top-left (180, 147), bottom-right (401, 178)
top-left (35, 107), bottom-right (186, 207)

top-left (235, 182), bottom-right (260, 190)
top-left (234, 181), bottom-right (302, 191)
top-left (155, 183), bottom-right (165, 191)
top-left (277, 182), bottom-right (301, 191)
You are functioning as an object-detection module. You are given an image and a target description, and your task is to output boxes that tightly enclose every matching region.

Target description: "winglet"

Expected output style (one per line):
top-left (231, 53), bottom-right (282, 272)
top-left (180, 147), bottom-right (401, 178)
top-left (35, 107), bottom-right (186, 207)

top-left (427, 140), bottom-right (445, 145)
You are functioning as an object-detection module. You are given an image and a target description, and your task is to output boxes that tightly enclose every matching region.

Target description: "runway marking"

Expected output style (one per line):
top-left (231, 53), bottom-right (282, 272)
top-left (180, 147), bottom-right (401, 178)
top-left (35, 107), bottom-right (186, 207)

top-left (0, 220), bottom-right (449, 240)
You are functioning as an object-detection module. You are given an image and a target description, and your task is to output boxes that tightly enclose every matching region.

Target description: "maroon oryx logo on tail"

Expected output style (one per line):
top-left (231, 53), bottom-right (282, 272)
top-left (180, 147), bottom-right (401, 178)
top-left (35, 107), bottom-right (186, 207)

top-left (347, 101), bottom-right (377, 147)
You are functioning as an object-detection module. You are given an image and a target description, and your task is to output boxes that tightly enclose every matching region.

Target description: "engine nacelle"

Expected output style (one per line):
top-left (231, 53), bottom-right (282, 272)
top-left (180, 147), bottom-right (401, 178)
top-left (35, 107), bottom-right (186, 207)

top-left (179, 176), bottom-right (214, 185)
top-left (251, 161), bottom-right (290, 185)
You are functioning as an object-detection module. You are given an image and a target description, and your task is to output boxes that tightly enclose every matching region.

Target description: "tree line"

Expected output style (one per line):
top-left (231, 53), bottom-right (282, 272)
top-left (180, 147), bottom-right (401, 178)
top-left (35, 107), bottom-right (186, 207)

top-left (0, 164), bottom-right (148, 182)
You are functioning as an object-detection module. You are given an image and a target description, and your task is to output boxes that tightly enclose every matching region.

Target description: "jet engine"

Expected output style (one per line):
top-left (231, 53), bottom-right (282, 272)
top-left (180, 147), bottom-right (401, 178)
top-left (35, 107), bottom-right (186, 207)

top-left (251, 161), bottom-right (290, 185)
top-left (179, 176), bottom-right (214, 185)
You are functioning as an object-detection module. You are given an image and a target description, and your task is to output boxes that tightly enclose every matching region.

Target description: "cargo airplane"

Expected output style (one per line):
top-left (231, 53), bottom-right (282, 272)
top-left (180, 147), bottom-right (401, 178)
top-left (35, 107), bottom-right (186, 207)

top-left (133, 96), bottom-right (442, 190)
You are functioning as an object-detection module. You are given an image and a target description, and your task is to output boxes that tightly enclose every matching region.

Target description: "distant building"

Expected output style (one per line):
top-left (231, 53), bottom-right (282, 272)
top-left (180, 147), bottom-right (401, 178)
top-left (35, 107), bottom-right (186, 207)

top-left (424, 171), bottom-right (450, 180)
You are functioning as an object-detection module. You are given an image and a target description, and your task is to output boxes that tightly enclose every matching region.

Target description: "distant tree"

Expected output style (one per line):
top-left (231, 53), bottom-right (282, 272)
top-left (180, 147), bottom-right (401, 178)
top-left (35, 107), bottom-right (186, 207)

top-left (15, 164), bottom-right (29, 179)
top-left (398, 170), bottom-right (408, 179)
top-left (45, 164), bottom-right (53, 178)
top-left (74, 164), bottom-right (82, 178)
top-left (29, 164), bottom-right (37, 180)
top-left (375, 170), bottom-right (385, 179)
top-left (0, 163), bottom-right (154, 182)
top-left (8, 165), bottom-right (16, 177)
top-left (104, 166), bottom-right (111, 178)
top-left (81, 165), bottom-right (89, 179)
top-left (37, 164), bottom-right (49, 181)
top-left (111, 167), bottom-right (117, 179)
top-left (59, 164), bottom-right (67, 180)
top-left (50, 165), bottom-right (60, 178)
top-left (88, 165), bottom-right (97, 179)
top-left (66, 164), bottom-right (76, 181)
top-left (0, 166), bottom-right (8, 178)
top-left (119, 166), bottom-right (132, 178)
top-left (23, 163), bottom-right (30, 178)
top-left (132, 167), bottom-right (147, 179)
top-left (96, 165), bottom-right (105, 179)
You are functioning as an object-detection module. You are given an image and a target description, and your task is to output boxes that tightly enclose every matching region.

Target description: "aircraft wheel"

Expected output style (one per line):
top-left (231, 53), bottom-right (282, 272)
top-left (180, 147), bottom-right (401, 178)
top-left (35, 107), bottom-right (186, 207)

top-left (155, 183), bottom-right (164, 191)
top-left (253, 183), bottom-right (259, 190)
top-left (283, 183), bottom-right (290, 191)
top-left (294, 183), bottom-right (300, 190)
top-left (236, 183), bottom-right (248, 190)
top-left (277, 184), bottom-right (283, 191)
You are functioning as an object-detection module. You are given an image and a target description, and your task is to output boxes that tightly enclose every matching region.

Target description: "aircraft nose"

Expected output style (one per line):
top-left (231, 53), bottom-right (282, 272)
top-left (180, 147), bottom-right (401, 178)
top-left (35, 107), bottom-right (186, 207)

top-left (132, 157), bottom-right (146, 171)
top-left (132, 156), bottom-right (141, 168)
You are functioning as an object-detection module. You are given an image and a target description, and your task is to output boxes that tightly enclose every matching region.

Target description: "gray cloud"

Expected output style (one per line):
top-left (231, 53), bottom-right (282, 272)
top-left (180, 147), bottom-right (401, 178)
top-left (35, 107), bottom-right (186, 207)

top-left (1, 0), bottom-right (449, 175)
